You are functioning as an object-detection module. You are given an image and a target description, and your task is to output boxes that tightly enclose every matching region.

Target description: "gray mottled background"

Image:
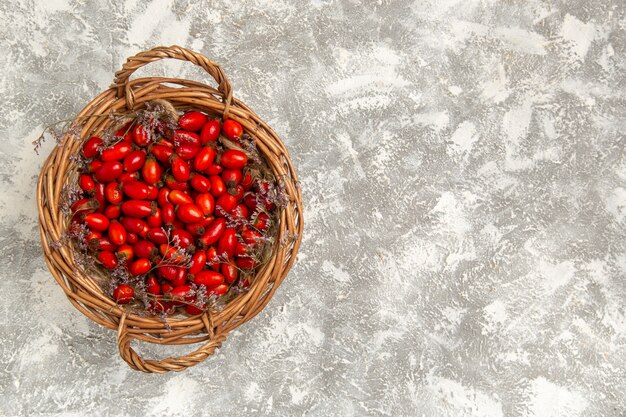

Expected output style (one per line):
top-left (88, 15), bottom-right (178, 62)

top-left (1, 0), bottom-right (625, 416)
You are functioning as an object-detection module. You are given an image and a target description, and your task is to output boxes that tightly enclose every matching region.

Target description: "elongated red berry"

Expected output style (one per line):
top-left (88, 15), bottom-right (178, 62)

top-left (113, 284), bottom-right (134, 303)
top-left (179, 111), bottom-right (208, 131)
top-left (223, 119), bottom-right (243, 140)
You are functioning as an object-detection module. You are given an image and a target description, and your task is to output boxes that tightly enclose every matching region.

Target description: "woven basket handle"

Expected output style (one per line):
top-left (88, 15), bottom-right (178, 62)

top-left (111, 45), bottom-right (233, 118)
top-left (117, 313), bottom-right (226, 373)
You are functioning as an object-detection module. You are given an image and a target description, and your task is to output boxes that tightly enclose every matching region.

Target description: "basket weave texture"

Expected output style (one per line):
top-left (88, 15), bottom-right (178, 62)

top-left (36, 45), bottom-right (303, 373)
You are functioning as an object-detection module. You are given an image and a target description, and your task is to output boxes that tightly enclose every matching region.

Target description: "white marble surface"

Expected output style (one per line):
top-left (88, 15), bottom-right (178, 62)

top-left (1, 0), bottom-right (626, 416)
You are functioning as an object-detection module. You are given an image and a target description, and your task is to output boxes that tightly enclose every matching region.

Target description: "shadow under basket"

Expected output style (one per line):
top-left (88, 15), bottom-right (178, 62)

top-left (36, 45), bottom-right (303, 373)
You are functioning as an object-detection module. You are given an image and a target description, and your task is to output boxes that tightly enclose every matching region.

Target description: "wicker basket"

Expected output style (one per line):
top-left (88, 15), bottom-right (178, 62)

top-left (36, 45), bottom-right (303, 373)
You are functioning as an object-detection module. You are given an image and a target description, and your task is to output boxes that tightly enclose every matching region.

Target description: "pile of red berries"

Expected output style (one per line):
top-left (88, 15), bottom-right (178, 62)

top-left (69, 108), bottom-right (278, 315)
